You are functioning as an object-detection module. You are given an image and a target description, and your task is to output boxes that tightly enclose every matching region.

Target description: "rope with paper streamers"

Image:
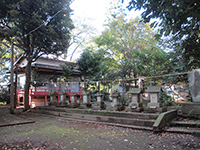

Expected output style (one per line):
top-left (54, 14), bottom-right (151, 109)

top-left (61, 71), bottom-right (192, 85)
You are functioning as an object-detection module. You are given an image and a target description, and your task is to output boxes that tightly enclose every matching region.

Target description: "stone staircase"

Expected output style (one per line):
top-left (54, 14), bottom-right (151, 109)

top-left (31, 106), bottom-right (160, 131)
top-left (164, 117), bottom-right (200, 136)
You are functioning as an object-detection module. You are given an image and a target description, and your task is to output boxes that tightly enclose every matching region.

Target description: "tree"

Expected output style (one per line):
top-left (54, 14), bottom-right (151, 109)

top-left (125, 0), bottom-right (200, 69)
top-left (0, 0), bottom-right (74, 110)
top-left (66, 17), bottom-right (96, 61)
top-left (60, 61), bottom-right (77, 81)
top-left (76, 49), bottom-right (102, 91)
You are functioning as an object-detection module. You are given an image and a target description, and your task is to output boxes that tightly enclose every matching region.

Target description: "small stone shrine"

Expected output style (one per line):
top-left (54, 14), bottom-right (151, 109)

top-left (109, 90), bottom-right (120, 110)
top-left (145, 86), bottom-right (166, 113)
top-left (126, 88), bottom-right (143, 112)
top-left (182, 69), bottom-right (200, 118)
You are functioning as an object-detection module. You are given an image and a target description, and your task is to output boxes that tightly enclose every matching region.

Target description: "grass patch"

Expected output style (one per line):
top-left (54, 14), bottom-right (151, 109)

top-left (20, 125), bottom-right (86, 140)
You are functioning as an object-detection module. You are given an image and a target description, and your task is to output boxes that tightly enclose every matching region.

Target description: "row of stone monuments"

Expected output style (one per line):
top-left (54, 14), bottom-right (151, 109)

top-left (50, 85), bottom-right (167, 113)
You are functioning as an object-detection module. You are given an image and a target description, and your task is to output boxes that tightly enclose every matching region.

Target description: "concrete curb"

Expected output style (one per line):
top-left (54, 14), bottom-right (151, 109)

top-left (153, 109), bottom-right (177, 132)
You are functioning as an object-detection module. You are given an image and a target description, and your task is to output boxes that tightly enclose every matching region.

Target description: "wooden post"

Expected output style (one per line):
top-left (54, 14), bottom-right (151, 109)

top-left (10, 40), bottom-right (14, 114)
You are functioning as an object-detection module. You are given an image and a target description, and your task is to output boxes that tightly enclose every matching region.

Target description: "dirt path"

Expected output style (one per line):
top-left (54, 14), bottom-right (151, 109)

top-left (0, 112), bottom-right (199, 150)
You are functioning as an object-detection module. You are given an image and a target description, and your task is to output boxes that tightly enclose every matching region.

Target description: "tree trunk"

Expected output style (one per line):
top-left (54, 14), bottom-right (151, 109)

top-left (122, 81), bottom-right (125, 106)
top-left (10, 41), bottom-right (14, 114)
top-left (84, 75), bottom-right (86, 91)
top-left (24, 60), bottom-right (32, 111)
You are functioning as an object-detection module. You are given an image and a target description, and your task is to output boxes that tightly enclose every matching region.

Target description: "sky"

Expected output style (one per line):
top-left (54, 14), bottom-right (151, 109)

top-left (70, 0), bottom-right (142, 33)
top-left (67, 0), bottom-right (143, 61)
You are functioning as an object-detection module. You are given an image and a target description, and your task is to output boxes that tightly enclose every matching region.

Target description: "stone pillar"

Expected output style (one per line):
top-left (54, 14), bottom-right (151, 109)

top-left (60, 93), bottom-right (67, 106)
top-left (70, 94), bottom-right (77, 104)
top-left (82, 91), bottom-right (90, 104)
top-left (96, 93), bottom-right (103, 103)
top-left (145, 86), bottom-right (166, 113)
top-left (126, 88), bottom-right (143, 112)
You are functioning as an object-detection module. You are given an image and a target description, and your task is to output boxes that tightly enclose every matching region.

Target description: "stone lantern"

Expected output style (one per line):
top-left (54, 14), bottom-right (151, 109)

top-left (49, 91), bottom-right (58, 106)
top-left (110, 90), bottom-right (120, 107)
top-left (126, 88), bottom-right (143, 112)
top-left (60, 92), bottom-right (67, 106)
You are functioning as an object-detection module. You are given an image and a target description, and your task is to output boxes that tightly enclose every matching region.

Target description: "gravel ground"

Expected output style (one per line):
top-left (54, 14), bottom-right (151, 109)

top-left (0, 112), bottom-right (200, 150)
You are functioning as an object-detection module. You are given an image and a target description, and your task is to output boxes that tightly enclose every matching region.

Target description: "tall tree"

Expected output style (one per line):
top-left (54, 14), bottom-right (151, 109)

top-left (0, 0), bottom-right (74, 110)
top-left (124, 0), bottom-right (200, 70)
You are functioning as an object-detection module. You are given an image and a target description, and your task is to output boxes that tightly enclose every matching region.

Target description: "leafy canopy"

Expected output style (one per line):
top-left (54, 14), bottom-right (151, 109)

top-left (124, 0), bottom-right (200, 69)
top-left (0, 0), bottom-right (74, 61)
top-left (95, 15), bottom-right (168, 81)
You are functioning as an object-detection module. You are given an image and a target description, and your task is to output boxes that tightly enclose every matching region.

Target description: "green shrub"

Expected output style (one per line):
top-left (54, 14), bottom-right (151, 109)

top-left (0, 87), bottom-right (10, 104)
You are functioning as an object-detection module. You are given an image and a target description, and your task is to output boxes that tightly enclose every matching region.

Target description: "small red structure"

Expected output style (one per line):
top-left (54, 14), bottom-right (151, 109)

top-left (17, 88), bottom-right (84, 107)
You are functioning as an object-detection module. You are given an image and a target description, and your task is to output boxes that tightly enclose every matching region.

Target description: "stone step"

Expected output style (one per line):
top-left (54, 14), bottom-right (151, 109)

top-left (164, 127), bottom-right (200, 137)
top-left (170, 121), bottom-right (200, 128)
top-left (34, 106), bottom-right (159, 120)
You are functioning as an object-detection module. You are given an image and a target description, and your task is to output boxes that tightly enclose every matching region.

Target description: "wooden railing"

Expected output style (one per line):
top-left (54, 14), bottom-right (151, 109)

top-left (17, 88), bottom-right (83, 106)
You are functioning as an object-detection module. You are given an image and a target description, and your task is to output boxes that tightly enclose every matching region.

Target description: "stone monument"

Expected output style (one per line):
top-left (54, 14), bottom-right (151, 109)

top-left (182, 69), bottom-right (200, 118)
top-left (126, 88), bottom-right (143, 112)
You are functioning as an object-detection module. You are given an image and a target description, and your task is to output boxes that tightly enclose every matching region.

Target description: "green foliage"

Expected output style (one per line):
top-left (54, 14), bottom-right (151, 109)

top-left (77, 49), bottom-right (102, 78)
top-left (160, 91), bottom-right (173, 106)
top-left (95, 15), bottom-right (168, 82)
top-left (49, 91), bottom-right (57, 96)
top-left (1, 0), bottom-right (74, 58)
top-left (31, 67), bottom-right (46, 88)
top-left (77, 48), bottom-right (102, 90)
top-left (60, 62), bottom-right (77, 81)
top-left (0, 87), bottom-right (10, 104)
top-left (125, 0), bottom-right (200, 69)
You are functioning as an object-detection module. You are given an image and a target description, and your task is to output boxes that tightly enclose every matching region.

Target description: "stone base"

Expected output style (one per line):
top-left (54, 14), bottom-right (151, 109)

top-left (147, 102), bottom-right (162, 108)
top-left (79, 104), bottom-right (88, 109)
top-left (68, 103), bottom-right (80, 108)
top-left (144, 107), bottom-right (167, 113)
top-left (91, 102), bottom-right (101, 110)
top-left (60, 102), bottom-right (67, 107)
top-left (125, 103), bottom-right (143, 112)
top-left (51, 101), bottom-right (58, 106)
top-left (182, 102), bottom-right (200, 118)
top-left (106, 107), bottom-right (117, 111)
top-left (125, 106), bottom-right (143, 112)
